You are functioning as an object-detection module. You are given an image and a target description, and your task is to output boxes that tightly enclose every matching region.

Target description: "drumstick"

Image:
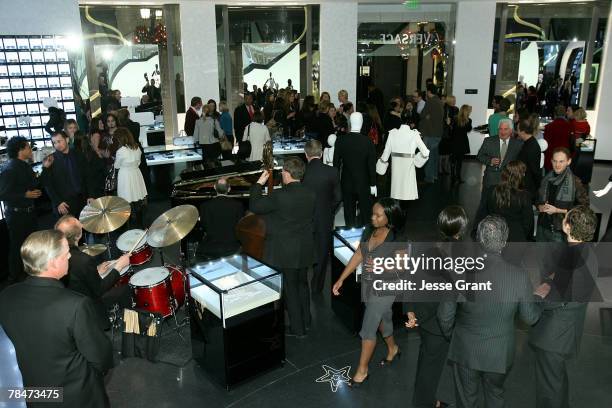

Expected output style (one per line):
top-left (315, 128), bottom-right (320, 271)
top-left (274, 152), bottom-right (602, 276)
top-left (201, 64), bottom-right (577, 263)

top-left (127, 228), bottom-right (149, 255)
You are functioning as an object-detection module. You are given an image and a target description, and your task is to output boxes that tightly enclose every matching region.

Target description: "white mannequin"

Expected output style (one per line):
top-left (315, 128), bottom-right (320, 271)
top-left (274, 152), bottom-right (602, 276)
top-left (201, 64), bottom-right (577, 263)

top-left (348, 112), bottom-right (376, 196)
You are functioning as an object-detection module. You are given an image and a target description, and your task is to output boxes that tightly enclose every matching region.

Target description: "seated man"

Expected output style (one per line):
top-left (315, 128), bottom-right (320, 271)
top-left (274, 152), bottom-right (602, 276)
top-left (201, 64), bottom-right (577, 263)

top-left (0, 230), bottom-right (113, 407)
top-left (196, 178), bottom-right (245, 260)
top-left (55, 215), bottom-right (131, 330)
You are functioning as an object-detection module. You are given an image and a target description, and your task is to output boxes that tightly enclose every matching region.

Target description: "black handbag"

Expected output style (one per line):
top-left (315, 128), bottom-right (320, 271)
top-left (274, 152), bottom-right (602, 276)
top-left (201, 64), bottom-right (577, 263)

top-left (238, 123), bottom-right (253, 159)
top-left (212, 118), bottom-right (220, 139)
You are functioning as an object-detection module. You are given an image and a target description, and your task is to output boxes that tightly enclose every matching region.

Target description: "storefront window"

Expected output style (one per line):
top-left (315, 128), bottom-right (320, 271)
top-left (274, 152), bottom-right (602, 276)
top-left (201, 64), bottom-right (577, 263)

top-left (215, 5), bottom-right (320, 111)
top-left (489, 1), bottom-right (609, 113)
top-left (356, 3), bottom-right (455, 105)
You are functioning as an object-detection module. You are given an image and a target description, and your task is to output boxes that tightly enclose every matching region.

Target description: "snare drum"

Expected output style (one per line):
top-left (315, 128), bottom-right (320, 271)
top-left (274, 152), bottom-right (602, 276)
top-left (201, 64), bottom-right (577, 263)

top-left (117, 229), bottom-right (153, 266)
top-left (166, 264), bottom-right (188, 308)
top-left (129, 267), bottom-right (173, 317)
top-left (115, 264), bottom-right (133, 287)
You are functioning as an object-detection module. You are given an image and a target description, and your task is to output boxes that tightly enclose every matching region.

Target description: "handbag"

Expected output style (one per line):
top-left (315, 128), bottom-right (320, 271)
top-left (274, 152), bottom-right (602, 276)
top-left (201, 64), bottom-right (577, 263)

top-left (104, 164), bottom-right (118, 192)
top-left (219, 134), bottom-right (232, 151)
top-left (376, 158), bottom-right (389, 175)
top-left (212, 118), bottom-right (220, 139)
top-left (237, 124), bottom-right (253, 160)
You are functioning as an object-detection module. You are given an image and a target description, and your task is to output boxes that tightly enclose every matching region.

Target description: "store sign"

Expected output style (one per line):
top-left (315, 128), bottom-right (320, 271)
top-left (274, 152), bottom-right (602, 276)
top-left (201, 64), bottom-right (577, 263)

top-left (379, 32), bottom-right (440, 46)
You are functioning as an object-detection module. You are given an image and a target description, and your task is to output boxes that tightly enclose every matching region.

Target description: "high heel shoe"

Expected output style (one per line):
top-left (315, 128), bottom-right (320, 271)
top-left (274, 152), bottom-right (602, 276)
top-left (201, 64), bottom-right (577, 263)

top-left (379, 347), bottom-right (402, 367)
top-left (348, 373), bottom-right (369, 388)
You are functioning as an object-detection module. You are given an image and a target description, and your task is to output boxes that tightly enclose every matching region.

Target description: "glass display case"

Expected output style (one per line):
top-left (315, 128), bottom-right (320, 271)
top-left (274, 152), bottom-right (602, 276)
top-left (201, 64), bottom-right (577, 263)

top-left (188, 254), bottom-right (284, 388)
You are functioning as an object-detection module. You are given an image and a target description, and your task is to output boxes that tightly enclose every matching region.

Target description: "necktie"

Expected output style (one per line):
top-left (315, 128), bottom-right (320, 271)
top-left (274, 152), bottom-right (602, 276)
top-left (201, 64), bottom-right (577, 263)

top-left (248, 105), bottom-right (253, 119)
top-left (500, 139), bottom-right (508, 163)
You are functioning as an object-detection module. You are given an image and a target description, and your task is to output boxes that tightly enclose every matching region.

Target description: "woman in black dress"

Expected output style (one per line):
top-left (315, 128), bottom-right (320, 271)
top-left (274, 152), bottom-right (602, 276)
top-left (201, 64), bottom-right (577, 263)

top-left (449, 104), bottom-right (472, 185)
top-left (486, 160), bottom-right (534, 241)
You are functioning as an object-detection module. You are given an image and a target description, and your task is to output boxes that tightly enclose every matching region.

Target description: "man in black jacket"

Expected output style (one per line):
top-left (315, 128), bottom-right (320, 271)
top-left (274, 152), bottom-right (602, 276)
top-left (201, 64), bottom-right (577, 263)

top-left (250, 157), bottom-right (315, 337)
top-left (333, 112), bottom-right (377, 227)
top-left (517, 117), bottom-right (542, 202)
top-left (55, 215), bottom-right (131, 329)
top-left (529, 205), bottom-right (599, 408)
top-left (0, 137), bottom-right (42, 283)
top-left (303, 140), bottom-right (341, 294)
top-left (438, 216), bottom-right (541, 408)
top-left (234, 93), bottom-right (256, 142)
top-left (197, 178), bottom-right (245, 260)
top-left (40, 131), bottom-right (93, 218)
top-left (0, 230), bottom-right (113, 407)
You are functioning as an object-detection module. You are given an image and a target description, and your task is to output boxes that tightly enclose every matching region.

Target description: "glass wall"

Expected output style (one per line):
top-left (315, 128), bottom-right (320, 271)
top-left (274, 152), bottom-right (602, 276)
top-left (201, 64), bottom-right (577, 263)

top-left (79, 4), bottom-right (184, 136)
top-left (215, 5), bottom-right (320, 111)
top-left (356, 3), bottom-right (455, 105)
top-left (489, 1), bottom-right (609, 112)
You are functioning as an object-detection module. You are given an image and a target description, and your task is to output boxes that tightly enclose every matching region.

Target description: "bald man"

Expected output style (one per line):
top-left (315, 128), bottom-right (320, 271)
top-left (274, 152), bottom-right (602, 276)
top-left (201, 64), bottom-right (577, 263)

top-left (196, 177), bottom-right (245, 260)
top-left (55, 215), bottom-right (130, 329)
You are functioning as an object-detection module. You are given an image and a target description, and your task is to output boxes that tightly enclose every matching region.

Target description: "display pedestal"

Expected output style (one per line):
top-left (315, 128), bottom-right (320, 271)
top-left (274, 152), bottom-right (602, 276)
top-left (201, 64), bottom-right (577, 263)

top-left (331, 254), bottom-right (364, 334)
top-left (190, 300), bottom-right (284, 389)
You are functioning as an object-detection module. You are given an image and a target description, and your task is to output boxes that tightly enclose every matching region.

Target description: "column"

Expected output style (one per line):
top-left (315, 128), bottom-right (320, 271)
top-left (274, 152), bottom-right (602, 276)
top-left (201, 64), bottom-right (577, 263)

top-left (319, 2), bottom-right (358, 103)
top-left (451, 1), bottom-right (497, 127)
top-left (179, 0), bottom-right (220, 107)
top-left (593, 8), bottom-right (612, 160)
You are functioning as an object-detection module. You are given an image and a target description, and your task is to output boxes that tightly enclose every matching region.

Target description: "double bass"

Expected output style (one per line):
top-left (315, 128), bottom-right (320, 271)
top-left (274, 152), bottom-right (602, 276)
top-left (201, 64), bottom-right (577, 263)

top-left (235, 141), bottom-right (275, 260)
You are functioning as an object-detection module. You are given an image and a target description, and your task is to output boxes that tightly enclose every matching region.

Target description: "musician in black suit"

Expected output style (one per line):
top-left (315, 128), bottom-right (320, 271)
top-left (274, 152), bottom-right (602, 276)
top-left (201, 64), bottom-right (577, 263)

top-left (438, 216), bottom-right (541, 408)
top-left (529, 205), bottom-right (599, 408)
top-left (250, 157), bottom-right (315, 337)
top-left (303, 140), bottom-right (341, 293)
top-left (40, 131), bottom-right (93, 219)
top-left (0, 230), bottom-right (113, 407)
top-left (55, 215), bottom-right (131, 329)
top-left (197, 178), bottom-right (245, 259)
top-left (333, 112), bottom-right (377, 227)
top-left (234, 93), bottom-right (256, 142)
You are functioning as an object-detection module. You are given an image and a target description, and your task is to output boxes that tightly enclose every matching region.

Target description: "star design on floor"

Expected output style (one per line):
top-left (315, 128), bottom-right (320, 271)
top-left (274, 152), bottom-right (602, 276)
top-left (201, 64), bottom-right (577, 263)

top-left (315, 365), bottom-right (351, 392)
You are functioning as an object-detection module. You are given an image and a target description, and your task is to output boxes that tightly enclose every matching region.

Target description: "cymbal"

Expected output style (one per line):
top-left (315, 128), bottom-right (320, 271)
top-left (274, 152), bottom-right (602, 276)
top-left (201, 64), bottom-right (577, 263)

top-left (78, 243), bottom-right (108, 257)
top-left (147, 205), bottom-right (199, 248)
top-left (79, 196), bottom-right (131, 234)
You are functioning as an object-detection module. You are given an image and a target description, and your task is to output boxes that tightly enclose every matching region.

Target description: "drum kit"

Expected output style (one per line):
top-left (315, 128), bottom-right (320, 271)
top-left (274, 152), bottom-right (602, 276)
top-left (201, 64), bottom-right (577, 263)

top-left (79, 197), bottom-right (199, 321)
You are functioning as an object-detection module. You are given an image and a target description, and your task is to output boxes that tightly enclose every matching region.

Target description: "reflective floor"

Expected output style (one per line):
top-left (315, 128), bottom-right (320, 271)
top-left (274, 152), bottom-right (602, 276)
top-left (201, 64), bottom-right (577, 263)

top-left (79, 160), bottom-right (612, 406)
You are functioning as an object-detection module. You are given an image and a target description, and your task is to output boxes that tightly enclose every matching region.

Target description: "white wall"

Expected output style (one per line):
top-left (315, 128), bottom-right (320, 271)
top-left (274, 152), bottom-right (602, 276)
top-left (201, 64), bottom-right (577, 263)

top-left (452, 1), bottom-right (497, 127)
top-left (593, 7), bottom-right (612, 160)
top-left (319, 2), bottom-right (357, 104)
top-left (0, 0), bottom-right (81, 36)
top-left (179, 0), bottom-right (219, 107)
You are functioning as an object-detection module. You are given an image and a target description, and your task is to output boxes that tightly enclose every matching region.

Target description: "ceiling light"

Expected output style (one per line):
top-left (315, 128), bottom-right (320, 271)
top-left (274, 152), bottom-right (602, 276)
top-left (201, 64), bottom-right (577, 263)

top-left (102, 49), bottom-right (114, 60)
top-left (155, 10), bottom-right (162, 18)
top-left (140, 8), bottom-right (151, 19)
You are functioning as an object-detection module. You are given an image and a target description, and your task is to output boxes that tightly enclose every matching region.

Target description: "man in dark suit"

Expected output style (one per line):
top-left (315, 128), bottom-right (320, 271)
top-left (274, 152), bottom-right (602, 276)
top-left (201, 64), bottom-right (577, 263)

top-left (0, 230), bottom-right (113, 407)
top-left (303, 140), bottom-right (341, 293)
top-left (184, 96), bottom-right (203, 136)
top-left (333, 112), bottom-right (377, 227)
top-left (40, 131), bottom-right (93, 219)
top-left (250, 157), bottom-right (315, 337)
top-left (438, 216), bottom-right (541, 408)
top-left (473, 119), bottom-right (523, 234)
top-left (197, 178), bottom-right (245, 259)
top-left (419, 84), bottom-right (445, 183)
top-left (517, 116), bottom-right (543, 202)
top-left (234, 93), bottom-right (256, 142)
top-left (55, 215), bottom-right (131, 329)
top-left (530, 205), bottom-right (599, 408)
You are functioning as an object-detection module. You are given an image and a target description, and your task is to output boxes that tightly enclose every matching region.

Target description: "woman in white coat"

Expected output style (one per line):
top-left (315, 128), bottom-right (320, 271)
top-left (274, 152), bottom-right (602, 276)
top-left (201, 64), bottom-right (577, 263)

top-left (378, 125), bottom-right (430, 201)
top-left (114, 128), bottom-right (148, 228)
top-left (243, 110), bottom-right (271, 162)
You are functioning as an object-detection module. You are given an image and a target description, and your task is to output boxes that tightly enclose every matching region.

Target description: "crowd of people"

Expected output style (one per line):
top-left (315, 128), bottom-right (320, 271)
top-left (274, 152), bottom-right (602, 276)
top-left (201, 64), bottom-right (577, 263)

top-left (0, 69), bottom-right (602, 408)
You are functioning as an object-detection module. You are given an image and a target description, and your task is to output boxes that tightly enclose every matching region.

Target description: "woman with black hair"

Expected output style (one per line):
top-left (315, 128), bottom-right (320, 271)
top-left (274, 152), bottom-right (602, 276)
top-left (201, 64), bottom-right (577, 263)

top-left (332, 197), bottom-right (406, 387)
top-left (74, 132), bottom-right (106, 200)
top-left (297, 95), bottom-right (317, 139)
top-left (406, 205), bottom-right (467, 408)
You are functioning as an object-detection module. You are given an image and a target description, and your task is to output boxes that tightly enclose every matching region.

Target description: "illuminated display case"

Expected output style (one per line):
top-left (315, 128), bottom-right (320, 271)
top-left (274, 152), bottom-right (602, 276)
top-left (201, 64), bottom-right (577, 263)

top-left (0, 35), bottom-right (76, 143)
top-left (188, 254), bottom-right (284, 388)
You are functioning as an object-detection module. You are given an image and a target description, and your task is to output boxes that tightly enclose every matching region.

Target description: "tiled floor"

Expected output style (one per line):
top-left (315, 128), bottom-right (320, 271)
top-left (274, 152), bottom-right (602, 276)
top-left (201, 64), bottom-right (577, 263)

top-left (47, 160), bottom-right (612, 406)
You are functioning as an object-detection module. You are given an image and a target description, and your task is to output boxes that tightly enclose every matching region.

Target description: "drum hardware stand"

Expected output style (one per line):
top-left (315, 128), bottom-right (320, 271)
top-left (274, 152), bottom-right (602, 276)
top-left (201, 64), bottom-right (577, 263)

top-left (109, 303), bottom-right (121, 346)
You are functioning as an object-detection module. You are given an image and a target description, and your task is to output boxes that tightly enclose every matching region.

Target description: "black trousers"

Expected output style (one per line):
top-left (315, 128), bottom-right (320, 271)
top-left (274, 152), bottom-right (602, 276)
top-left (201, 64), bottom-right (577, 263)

top-left (472, 185), bottom-right (493, 233)
top-left (533, 346), bottom-right (570, 408)
top-left (450, 153), bottom-right (464, 182)
top-left (5, 210), bottom-right (38, 283)
top-left (453, 362), bottom-right (507, 408)
top-left (281, 267), bottom-right (310, 335)
top-left (201, 142), bottom-right (221, 166)
top-left (312, 225), bottom-right (332, 293)
top-left (413, 331), bottom-right (454, 407)
top-left (342, 184), bottom-right (372, 228)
